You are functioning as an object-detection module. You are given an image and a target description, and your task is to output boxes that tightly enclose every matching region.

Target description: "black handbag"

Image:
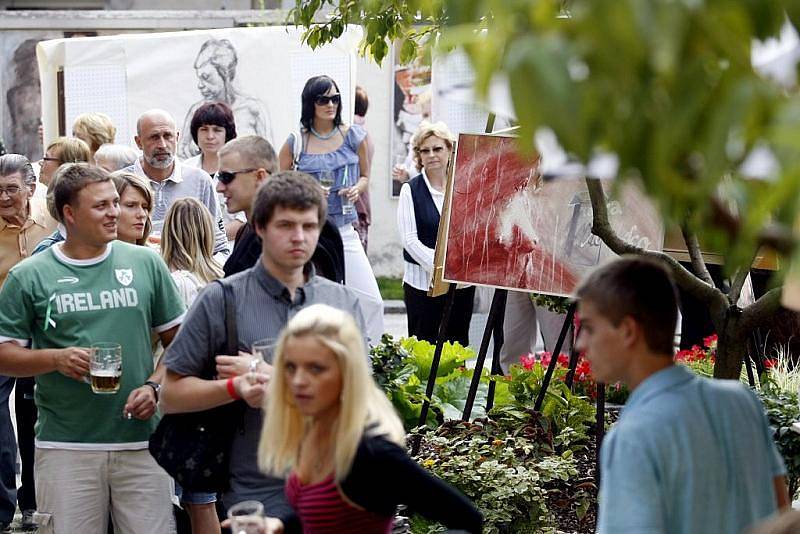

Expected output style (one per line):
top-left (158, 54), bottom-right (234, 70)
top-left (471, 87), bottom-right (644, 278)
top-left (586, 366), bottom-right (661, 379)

top-left (149, 279), bottom-right (246, 493)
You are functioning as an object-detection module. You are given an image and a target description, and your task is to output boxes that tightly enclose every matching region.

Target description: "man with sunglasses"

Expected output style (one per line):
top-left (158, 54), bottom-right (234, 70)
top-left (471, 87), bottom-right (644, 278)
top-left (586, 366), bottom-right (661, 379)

top-left (126, 109), bottom-right (229, 257)
top-left (218, 136), bottom-right (345, 283)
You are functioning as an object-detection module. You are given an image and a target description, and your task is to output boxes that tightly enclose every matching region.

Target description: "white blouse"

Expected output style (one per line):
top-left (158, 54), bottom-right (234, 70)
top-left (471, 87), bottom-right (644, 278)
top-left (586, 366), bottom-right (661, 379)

top-left (396, 169), bottom-right (445, 291)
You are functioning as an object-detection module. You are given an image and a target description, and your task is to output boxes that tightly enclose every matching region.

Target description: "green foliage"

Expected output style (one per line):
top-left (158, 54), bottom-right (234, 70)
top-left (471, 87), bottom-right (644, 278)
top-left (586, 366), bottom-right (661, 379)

top-left (291, 0), bottom-right (800, 272)
top-left (370, 335), bottom-right (502, 429)
top-left (411, 411), bottom-right (594, 533)
top-left (376, 277), bottom-right (403, 300)
top-left (757, 380), bottom-right (800, 497)
top-left (503, 363), bottom-right (595, 448)
top-left (529, 293), bottom-right (570, 314)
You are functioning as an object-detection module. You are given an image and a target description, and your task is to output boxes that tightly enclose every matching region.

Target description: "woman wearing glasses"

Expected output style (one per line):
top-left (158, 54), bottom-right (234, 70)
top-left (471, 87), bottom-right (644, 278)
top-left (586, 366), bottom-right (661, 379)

top-left (397, 121), bottom-right (475, 346)
top-left (278, 75), bottom-right (383, 341)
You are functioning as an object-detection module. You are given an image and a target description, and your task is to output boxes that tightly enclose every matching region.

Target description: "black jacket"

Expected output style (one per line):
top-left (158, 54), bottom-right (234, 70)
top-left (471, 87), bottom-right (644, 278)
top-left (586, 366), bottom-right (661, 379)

top-left (280, 434), bottom-right (483, 533)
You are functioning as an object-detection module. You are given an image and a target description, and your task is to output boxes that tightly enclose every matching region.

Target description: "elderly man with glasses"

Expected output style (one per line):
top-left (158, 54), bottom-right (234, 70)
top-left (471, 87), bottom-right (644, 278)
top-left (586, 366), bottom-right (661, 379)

top-left (0, 154), bottom-right (55, 287)
top-left (0, 153), bottom-right (56, 532)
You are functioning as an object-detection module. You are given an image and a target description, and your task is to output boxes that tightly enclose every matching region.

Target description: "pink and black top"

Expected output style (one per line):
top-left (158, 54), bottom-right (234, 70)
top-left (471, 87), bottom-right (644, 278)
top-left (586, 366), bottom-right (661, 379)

top-left (285, 473), bottom-right (392, 533)
top-left (276, 434), bottom-right (482, 534)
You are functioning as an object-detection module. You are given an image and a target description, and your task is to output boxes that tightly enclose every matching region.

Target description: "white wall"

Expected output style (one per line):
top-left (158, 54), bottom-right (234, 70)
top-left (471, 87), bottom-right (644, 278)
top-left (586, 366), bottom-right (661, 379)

top-left (356, 55), bottom-right (403, 278)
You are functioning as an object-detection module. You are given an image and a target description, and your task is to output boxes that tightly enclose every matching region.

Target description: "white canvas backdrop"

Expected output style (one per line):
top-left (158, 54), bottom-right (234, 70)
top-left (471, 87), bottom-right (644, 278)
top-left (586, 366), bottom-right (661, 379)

top-left (37, 26), bottom-right (362, 152)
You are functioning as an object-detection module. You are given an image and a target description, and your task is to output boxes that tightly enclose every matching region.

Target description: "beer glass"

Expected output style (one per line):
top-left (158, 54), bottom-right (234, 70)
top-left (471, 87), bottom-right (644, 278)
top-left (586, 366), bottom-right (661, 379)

top-left (90, 342), bottom-right (122, 394)
top-left (252, 338), bottom-right (277, 365)
top-left (228, 500), bottom-right (264, 534)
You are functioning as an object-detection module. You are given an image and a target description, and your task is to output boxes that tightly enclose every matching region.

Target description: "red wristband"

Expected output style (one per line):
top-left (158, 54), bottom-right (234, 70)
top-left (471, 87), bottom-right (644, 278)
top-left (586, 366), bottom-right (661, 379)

top-left (226, 377), bottom-right (241, 400)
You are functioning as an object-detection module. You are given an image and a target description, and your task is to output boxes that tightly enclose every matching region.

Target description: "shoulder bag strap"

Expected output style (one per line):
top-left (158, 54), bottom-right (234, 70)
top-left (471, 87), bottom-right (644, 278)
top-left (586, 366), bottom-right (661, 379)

top-left (215, 279), bottom-right (239, 356)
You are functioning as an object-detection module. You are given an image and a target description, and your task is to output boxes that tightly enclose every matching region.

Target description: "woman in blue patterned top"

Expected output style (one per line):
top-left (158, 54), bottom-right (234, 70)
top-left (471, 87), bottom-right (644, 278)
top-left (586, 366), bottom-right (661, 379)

top-left (279, 76), bottom-right (383, 340)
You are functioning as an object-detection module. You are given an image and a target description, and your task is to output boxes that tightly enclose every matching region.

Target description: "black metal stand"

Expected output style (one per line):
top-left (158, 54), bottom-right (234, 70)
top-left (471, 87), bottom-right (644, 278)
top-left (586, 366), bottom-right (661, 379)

top-left (486, 305), bottom-right (506, 412)
top-left (462, 289), bottom-right (508, 420)
top-left (564, 322), bottom-right (583, 390)
top-left (411, 284), bottom-right (457, 456)
top-left (533, 302), bottom-right (577, 412)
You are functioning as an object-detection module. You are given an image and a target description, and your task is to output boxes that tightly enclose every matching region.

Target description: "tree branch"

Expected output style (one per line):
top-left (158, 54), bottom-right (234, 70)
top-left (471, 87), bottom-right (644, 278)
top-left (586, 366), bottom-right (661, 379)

top-left (740, 287), bottom-right (784, 332)
top-left (681, 223), bottom-right (714, 286)
top-left (586, 178), bottom-right (728, 318)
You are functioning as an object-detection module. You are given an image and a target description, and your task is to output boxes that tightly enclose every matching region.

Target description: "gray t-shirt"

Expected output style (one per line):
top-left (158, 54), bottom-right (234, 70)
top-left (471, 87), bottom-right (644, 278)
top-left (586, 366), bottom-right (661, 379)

top-left (163, 259), bottom-right (366, 513)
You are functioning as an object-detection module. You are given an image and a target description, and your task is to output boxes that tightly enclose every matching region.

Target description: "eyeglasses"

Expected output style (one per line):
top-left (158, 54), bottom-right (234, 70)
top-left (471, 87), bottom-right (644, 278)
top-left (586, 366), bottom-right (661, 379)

top-left (0, 186), bottom-right (22, 197)
top-left (215, 168), bottom-right (259, 185)
top-left (417, 146), bottom-right (447, 155)
top-left (314, 94), bottom-right (341, 106)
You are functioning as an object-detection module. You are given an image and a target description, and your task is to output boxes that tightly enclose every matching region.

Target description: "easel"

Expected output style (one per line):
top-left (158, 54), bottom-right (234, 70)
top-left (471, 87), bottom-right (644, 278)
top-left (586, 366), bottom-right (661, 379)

top-left (409, 114), bottom-right (607, 472)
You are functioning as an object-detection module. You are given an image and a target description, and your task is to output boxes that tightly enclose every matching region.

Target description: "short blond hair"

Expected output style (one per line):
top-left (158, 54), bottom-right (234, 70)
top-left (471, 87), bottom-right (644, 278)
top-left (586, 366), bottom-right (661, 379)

top-left (47, 137), bottom-right (91, 165)
top-left (72, 113), bottom-right (117, 152)
top-left (411, 120), bottom-right (456, 172)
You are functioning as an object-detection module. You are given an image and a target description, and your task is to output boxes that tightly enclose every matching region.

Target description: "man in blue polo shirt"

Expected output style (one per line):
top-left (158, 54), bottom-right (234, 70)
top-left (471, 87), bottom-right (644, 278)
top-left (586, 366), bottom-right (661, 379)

top-left (575, 256), bottom-right (788, 534)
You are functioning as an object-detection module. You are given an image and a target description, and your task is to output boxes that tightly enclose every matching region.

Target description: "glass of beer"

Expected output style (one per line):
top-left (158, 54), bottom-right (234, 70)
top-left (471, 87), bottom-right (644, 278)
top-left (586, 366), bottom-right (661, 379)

top-left (90, 342), bottom-right (122, 394)
top-left (252, 338), bottom-right (277, 365)
top-left (227, 500), bottom-right (264, 534)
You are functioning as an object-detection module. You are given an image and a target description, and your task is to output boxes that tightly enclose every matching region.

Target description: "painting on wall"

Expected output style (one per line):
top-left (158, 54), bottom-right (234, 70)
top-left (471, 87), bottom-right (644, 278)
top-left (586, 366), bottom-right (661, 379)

top-left (441, 134), bottom-right (664, 296)
top-left (390, 47), bottom-right (431, 197)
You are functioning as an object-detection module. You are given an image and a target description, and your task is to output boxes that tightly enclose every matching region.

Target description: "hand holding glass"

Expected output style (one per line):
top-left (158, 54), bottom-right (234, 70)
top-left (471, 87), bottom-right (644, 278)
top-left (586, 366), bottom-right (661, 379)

top-left (252, 338), bottom-right (277, 365)
top-left (90, 342), bottom-right (122, 394)
top-left (228, 500), bottom-right (265, 534)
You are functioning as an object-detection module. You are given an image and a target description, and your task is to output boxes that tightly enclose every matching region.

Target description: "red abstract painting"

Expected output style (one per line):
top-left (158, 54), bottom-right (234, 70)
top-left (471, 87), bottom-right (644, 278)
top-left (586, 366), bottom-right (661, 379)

top-left (442, 134), bottom-right (663, 296)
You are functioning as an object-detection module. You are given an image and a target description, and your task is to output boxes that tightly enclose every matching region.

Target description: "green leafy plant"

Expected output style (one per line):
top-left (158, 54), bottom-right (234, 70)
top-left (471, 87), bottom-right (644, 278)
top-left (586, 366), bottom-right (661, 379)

top-left (411, 412), bottom-right (594, 533)
top-left (370, 335), bottom-right (503, 429)
top-left (757, 380), bottom-right (800, 498)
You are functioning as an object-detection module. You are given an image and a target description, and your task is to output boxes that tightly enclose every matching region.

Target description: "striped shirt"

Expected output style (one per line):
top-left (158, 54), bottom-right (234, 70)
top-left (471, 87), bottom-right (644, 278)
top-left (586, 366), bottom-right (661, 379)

top-left (286, 473), bottom-right (392, 534)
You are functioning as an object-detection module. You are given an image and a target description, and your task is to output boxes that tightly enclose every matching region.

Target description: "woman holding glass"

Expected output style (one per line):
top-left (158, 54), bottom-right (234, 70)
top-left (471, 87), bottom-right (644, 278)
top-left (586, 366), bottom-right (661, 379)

top-left (278, 76), bottom-right (383, 319)
top-left (398, 121), bottom-right (475, 346)
top-left (246, 304), bottom-right (482, 533)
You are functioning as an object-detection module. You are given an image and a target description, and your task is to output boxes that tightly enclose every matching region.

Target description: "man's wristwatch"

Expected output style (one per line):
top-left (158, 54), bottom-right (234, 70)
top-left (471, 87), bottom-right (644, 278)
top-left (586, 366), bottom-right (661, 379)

top-left (144, 380), bottom-right (161, 402)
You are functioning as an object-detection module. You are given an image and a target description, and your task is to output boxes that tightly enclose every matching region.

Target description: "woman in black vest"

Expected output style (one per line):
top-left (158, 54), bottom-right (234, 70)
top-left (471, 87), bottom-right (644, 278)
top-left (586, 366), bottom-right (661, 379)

top-left (396, 122), bottom-right (475, 346)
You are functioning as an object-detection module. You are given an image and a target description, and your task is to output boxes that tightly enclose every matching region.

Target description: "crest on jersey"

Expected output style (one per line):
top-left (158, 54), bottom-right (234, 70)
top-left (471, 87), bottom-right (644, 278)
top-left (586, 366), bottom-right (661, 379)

top-left (115, 269), bottom-right (133, 286)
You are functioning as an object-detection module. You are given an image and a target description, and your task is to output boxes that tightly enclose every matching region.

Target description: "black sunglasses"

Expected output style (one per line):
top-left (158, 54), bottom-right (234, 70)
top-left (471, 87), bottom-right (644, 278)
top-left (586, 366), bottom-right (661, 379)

top-left (314, 94), bottom-right (341, 106)
top-left (215, 168), bottom-right (259, 185)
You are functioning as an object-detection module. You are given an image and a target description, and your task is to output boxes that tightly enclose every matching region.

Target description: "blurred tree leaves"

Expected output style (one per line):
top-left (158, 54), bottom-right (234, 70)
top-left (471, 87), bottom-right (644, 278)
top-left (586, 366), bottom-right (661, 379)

top-left (291, 0), bottom-right (800, 271)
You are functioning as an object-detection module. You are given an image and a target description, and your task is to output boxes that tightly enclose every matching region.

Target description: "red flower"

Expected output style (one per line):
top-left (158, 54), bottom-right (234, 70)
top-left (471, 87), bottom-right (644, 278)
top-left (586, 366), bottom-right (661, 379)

top-left (764, 359), bottom-right (777, 369)
top-left (519, 353), bottom-right (536, 370)
top-left (703, 334), bottom-right (718, 349)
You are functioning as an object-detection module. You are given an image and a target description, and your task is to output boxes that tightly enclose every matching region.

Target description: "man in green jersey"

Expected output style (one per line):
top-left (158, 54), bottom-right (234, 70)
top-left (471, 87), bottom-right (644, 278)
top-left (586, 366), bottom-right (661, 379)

top-left (0, 164), bottom-right (185, 533)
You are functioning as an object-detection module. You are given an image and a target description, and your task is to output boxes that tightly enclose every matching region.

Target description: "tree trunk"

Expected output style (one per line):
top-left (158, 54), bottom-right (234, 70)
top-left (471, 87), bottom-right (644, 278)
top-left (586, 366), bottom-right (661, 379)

top-left (713, 311), bottom-right (748, 379)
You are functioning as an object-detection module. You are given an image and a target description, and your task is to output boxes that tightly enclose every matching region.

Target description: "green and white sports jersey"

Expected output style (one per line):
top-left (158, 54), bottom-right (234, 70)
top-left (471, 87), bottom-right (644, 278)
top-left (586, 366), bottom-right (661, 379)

top-left (0, 241), bottom-right (185, 449)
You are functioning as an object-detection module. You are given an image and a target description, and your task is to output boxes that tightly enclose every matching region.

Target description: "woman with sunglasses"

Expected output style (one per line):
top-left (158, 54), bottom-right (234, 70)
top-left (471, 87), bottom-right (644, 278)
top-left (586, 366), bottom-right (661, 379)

top-left (397, 121), bottom-right (475, 346)
top-left (278, 75), bottom-right (383, 339)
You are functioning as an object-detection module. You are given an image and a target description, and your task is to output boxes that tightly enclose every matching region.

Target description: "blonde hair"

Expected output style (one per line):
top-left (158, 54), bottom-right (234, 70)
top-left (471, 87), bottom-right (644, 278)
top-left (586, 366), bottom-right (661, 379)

top-left (110, 171), bottom-right (153, 246)
top-left (160, 198), bottom-right (223, 284)
top-left (411, 120), bottom-right (456, 172)
top-left (47, 136), bottom-right (91, 165)
top-left (259, 305), bottom-right (405, 482)
top-left (72, 113), bottom-right (117, 153)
